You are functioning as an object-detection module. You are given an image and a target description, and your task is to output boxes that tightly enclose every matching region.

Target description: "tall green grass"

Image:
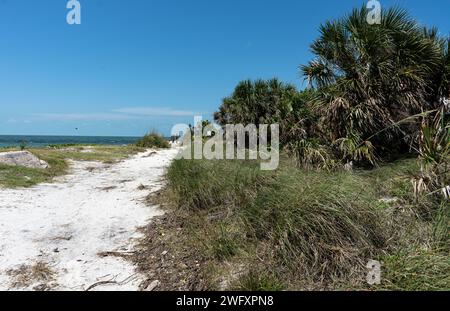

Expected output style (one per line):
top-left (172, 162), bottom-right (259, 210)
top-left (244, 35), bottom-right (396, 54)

top-left (167, 159), bottom-right (267, 210)
top-left (243, 169), bottom-right (386, 280)
top-left (165, 155), bottom-right (449, 290)
top-left (379, 250), bottom-right (450, 291)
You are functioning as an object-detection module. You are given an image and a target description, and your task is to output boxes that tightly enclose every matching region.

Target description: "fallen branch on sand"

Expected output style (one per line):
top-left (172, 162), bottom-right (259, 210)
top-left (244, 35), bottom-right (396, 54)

top-left (85, 274), bottom-right (138, 291)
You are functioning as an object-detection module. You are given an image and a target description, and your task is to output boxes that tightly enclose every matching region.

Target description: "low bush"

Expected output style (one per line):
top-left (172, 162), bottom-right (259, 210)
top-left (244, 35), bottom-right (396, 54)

top-left (135, 132), bottom-right (170, 149)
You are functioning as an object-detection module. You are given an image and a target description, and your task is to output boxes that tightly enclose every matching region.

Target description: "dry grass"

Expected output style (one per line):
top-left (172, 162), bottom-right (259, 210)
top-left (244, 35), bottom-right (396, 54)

top-left (7, 262), bottom-right (56, 290)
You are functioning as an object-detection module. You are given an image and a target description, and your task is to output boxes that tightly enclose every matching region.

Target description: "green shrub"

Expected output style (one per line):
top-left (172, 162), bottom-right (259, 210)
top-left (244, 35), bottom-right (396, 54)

top-left (19, 140), bottom-right (27, 151)
top-left (414, 107), bottom-right (450, 200)
top-left (135, 132), bottom-right (170, 149)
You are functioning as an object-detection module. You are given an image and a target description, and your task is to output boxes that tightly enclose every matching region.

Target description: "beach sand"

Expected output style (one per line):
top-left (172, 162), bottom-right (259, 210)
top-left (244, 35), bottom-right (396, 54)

top-left (0, 148), bottom-right (179, 291)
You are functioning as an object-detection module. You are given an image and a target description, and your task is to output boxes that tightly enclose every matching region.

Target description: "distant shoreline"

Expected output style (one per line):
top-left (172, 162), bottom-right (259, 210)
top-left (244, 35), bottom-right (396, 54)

top-left (0, 134), bottom-right (147, 148)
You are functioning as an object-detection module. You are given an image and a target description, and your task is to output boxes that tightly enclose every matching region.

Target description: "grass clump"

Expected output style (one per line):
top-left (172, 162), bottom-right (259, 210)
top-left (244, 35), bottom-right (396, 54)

top-left (243, 169), bottom-right (386, 282)
top-left (135, 132), bottom-right (170, 149)
top-left (233, 269), bottom-right (285, 291)
top-left (7, 261), bottom-right (55, 289)
top-left (210, 225), bottom-right (239, 261)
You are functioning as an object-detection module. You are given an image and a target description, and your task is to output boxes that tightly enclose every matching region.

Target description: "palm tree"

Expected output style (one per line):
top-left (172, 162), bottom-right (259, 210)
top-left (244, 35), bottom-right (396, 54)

top-left (301, 6), bottom-right (445, 162)
top-left (214, 78), bottom-right (309, 146)
top-left (214, 78), bottom-right (298, 126)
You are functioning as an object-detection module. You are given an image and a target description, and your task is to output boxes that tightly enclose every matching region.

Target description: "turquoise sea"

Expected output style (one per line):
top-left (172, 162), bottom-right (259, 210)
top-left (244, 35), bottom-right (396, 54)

top-left (0, 135), bottom-right (141, 148)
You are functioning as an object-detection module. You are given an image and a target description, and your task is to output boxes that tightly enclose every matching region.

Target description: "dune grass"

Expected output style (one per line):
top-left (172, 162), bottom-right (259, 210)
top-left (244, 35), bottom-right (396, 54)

top-left (161, 155), bottom-right (449, 290)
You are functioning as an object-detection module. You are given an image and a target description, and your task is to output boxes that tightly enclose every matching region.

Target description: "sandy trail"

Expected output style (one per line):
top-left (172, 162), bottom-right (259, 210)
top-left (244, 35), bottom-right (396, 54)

top-left (0, 148), bottom-right (179, 291)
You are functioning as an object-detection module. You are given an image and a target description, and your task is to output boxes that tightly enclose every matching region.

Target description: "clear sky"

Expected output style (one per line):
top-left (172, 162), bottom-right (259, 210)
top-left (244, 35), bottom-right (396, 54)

top-left (0, 0), bottom-right (449, 137)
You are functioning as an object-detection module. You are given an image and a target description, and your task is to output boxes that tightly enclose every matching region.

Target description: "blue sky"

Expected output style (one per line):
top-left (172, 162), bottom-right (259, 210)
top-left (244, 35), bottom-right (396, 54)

top-left (0, 0), bottom-right (449, 137)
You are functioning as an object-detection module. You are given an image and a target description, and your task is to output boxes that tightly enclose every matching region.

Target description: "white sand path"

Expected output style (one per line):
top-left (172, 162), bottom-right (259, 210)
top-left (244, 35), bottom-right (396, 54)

top-left (0, 148), bottom-right (180, 291)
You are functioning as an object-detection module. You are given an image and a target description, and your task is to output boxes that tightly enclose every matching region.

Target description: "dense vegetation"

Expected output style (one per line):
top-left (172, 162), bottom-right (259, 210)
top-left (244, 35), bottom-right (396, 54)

top-left (158, 6), bottom-right (449, 291)
top-left (164, 156), bottom-right (448, 290)
top-left (213, 6), bottom-right (449, 196)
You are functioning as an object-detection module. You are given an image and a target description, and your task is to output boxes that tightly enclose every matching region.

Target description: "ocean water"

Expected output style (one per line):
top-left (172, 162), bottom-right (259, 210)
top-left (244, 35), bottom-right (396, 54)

top-left (0, 135), bottom-right (141, 148)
